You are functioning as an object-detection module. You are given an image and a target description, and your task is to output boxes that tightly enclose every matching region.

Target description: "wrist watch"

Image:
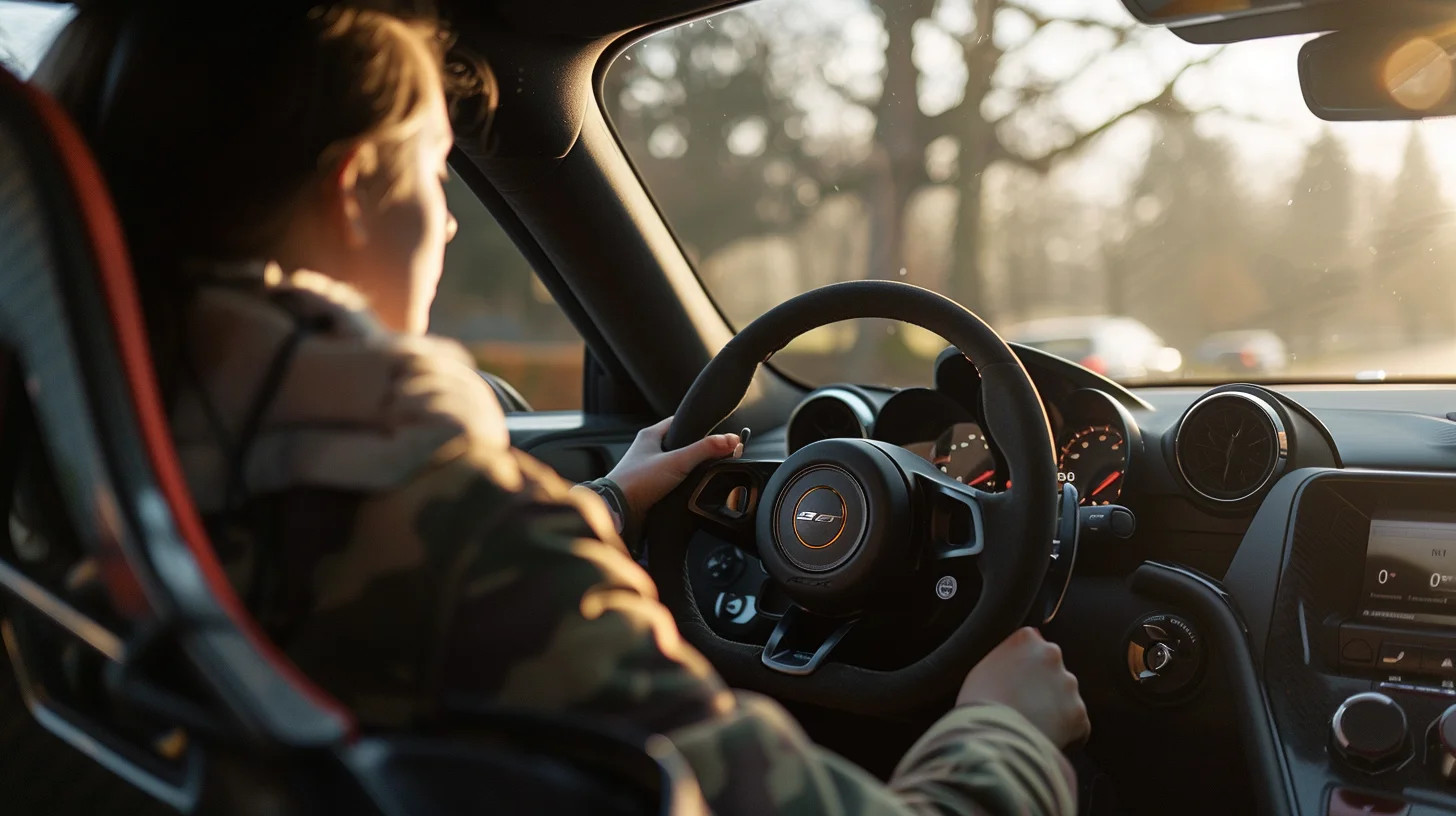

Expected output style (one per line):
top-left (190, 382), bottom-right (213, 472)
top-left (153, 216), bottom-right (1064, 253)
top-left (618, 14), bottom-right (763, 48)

top-left (579, 477), bottom-right (642, 558)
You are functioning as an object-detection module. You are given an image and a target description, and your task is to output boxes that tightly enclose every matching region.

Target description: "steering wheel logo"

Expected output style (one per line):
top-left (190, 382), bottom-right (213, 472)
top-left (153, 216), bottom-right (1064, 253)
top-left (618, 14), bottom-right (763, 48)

top-left (792, 487), bottom-right (847, 549)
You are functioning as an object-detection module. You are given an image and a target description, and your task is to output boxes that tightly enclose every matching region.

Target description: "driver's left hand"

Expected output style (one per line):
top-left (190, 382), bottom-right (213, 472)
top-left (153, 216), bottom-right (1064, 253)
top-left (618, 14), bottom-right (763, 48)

top-left (607, 417), bottom-right (742, 518)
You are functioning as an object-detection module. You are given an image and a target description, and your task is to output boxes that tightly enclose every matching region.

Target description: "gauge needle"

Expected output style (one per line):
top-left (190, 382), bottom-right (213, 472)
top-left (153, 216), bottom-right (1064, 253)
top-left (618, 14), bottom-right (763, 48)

top-left (968, 469), bottom-right (996, 487)
top-left (1090, 472), bottom-right (1121, 497)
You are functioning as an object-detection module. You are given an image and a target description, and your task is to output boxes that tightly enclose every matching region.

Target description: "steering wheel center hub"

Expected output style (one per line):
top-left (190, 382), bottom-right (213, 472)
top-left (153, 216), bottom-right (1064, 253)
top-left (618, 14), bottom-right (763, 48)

top-left (757, 439), bottom-right (913, 614)
top-left (778, 467), bottom-right (867, 570)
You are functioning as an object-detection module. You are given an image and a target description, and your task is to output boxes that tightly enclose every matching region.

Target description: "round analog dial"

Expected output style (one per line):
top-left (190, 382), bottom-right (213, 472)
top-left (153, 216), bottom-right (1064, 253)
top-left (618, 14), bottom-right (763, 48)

top-left (931, 422), bottom-right (999, 489)
top-left (1058, 425), bottom-right (1126, 505)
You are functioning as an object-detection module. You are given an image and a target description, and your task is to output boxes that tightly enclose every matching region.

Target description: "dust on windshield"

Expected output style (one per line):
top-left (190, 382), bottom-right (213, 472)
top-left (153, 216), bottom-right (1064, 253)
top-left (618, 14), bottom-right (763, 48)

top-left (604, 0), bottom-right (1456, 387)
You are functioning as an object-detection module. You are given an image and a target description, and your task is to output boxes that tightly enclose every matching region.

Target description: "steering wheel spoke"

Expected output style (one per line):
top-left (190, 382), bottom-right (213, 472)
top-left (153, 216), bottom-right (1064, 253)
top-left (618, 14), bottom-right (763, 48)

top-left (761, 605), bottom-right (857, 676)
top-left (686, 458), bottom-right (782, 554)
top-left (912, 469), bottom-right (989, 563)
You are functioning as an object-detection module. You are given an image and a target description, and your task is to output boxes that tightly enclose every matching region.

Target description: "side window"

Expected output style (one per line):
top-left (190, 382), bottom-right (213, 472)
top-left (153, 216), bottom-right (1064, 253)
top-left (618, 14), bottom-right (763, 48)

top-left (0, 3), bottom-right (74, 78)
top-left (432, 171), bottom-right (585, 410)
top-left (0, 7), bottom-right (586, 410)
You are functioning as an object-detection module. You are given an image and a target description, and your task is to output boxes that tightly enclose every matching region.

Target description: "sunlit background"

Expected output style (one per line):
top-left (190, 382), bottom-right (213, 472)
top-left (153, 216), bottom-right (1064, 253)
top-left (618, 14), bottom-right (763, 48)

top-left (8, 0), bottom-right (1456, 405)
top-left (606, 0), bottom-right (1456, 387)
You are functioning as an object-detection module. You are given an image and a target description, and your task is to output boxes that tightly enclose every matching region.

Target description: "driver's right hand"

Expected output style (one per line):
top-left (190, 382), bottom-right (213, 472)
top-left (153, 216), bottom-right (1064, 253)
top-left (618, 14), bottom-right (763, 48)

top-left (956, 627), bottom-right (1090, 749)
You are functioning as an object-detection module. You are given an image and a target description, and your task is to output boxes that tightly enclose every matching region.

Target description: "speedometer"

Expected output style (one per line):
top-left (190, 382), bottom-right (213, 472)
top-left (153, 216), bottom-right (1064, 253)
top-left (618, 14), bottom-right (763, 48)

top-left (1058, 425), bottom-right (1126, 506)
top-left (931, 422), bottom-right (999, 489)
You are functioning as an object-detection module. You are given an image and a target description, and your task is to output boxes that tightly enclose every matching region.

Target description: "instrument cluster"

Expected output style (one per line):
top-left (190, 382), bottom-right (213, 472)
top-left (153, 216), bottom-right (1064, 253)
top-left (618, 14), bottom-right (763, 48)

top-left (789, 382), bottom-right (1140, 507)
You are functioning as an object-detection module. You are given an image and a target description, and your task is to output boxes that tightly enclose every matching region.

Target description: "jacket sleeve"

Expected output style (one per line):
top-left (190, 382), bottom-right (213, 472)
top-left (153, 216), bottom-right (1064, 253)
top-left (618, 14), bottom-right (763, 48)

top-left (283, 440), bottom-right (1075, 816)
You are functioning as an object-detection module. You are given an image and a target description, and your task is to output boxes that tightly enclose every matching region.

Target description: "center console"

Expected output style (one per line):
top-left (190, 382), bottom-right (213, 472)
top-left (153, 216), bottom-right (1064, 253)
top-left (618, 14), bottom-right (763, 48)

top-left (1268, 472), bottom-right (1456, 815)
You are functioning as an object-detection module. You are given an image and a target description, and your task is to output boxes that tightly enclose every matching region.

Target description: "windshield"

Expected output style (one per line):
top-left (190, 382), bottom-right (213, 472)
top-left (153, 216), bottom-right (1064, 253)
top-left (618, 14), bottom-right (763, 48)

top-left (604, 0), bottom-right (1456, 387)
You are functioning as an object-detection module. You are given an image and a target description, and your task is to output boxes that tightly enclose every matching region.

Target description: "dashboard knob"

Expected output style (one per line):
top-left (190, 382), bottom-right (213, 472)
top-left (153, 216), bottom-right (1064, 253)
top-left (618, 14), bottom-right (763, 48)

top-left (1144, 642), bottom-right (1174, 673)
top-left (1433, 704), bottom-right (1456, 780)
top-left (1331, 692), bottom-right (1409, 773)
top-left (1124, 613), bottom-right (1203, 699)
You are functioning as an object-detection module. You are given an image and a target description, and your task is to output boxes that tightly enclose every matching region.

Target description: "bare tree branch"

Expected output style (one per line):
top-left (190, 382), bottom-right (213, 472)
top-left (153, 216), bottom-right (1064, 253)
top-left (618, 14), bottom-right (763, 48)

top-left (988, 27), bottom-right (1136, 122)
top-left (999, 0), bottom-right (1135, 34)
top-left (998, 47), bottom-right (1226, 173)
top-left (1183, 103), bottom-right (1286, 129)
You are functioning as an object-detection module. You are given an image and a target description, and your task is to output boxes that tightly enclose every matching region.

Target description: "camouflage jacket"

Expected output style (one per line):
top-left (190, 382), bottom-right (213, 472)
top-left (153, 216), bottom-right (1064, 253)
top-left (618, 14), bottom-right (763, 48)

top-left (164, 263), bottom-right (1075, 816)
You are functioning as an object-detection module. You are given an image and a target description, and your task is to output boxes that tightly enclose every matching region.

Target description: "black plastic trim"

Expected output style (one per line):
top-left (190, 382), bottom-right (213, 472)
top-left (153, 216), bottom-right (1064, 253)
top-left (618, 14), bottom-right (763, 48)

top-left (2, 621), bottom-right (203, 811)
top-left (0, 559), bottom-right (126, 662)
top-left (447, 148), bottom-right (643, 414)
top-left (1129, 561), bottom-right (1295, 816)
top-left (760, 606), bottom-right (857, 676)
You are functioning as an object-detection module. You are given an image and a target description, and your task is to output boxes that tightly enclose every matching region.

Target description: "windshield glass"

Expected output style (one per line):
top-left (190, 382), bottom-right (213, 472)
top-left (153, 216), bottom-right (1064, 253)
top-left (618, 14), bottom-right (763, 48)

top-left (604, 0), bottom-right (1456, 387)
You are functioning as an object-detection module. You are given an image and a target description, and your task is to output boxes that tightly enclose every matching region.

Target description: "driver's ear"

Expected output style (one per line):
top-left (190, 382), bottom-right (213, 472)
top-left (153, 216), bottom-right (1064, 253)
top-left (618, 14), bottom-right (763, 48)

top-left (324, 141), bottom-right (379, 249)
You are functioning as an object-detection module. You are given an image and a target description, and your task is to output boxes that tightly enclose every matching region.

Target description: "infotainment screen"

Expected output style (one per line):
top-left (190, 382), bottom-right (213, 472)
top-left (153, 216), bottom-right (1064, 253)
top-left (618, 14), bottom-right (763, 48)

top-left (1361, 517), bottom-right (1456, 626)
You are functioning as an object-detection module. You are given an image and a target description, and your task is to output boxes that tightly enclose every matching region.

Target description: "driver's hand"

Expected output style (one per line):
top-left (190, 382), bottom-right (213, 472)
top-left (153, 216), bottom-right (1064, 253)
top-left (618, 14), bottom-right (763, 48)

top-left (606, 417), bottom-right (742, 518)
top-left (957, 627), bottom-right (1090, 749)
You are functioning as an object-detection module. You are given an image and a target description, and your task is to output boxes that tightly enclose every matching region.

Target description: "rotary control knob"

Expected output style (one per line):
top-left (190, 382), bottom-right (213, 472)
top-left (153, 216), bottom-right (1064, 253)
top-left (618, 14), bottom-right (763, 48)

top-left (1144, 642), bottom-right (1174, 673)
top-left (1124, 613), bottom-right (1203, 698)
top-left (1432, 703), bottom-right (1456, 780)
top-left (1331, 692), bottom-right (1409, 773)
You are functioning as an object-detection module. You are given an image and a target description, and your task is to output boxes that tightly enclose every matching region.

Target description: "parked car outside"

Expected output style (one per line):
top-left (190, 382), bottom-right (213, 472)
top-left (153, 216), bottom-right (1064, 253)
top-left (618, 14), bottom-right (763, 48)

top-left (1000, 315), bottom-right (1183, 384)
top-left (1193, 330), bottom-right (1290, 378)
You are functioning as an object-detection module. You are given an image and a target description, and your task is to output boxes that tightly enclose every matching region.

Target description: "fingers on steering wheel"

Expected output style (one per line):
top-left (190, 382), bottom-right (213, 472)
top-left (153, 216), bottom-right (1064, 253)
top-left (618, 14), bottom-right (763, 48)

top-left (671, 432), bottom-right (742, 471)
top-left (641, 416), bottom-right (674, 441)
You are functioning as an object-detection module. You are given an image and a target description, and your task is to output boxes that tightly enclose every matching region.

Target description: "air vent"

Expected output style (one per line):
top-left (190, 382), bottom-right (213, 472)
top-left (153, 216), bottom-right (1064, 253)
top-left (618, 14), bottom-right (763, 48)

top-left (787, 389), bottom-right (871, 453)
top-left (1175, 392), bottom-right (1287, 503)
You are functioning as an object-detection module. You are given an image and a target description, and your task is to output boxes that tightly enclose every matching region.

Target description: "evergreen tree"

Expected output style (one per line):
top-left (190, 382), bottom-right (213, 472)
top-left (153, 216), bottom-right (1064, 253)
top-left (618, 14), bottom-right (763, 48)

top-left (1374, 129), bottom-right (1456, 344)
top-left (1272, 130), bottom-right (1359, 355)
top-left (1109, 114), bottom-right (1266, 351)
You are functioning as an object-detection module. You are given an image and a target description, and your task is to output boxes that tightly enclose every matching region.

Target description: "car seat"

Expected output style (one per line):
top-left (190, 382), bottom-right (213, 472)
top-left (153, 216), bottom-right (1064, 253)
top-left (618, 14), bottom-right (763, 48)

top-left (0, 60), bottom-right (697, 816)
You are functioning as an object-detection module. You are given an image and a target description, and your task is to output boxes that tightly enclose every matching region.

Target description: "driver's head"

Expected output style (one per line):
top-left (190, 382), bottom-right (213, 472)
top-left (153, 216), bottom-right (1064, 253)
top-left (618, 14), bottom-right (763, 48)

top-left (36, 2), bottom-right (495, 336)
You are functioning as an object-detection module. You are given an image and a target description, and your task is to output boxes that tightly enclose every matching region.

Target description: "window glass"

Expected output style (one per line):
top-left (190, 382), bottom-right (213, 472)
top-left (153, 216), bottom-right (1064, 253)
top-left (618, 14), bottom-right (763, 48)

top-left (0, 4), bottom-right (585, 409)
top-left (605, 0), bottom-right (1456, 386)
top-left (433, 172), bottom-right (585, 410)
top-left (0, 1), bottom-right (73, 78)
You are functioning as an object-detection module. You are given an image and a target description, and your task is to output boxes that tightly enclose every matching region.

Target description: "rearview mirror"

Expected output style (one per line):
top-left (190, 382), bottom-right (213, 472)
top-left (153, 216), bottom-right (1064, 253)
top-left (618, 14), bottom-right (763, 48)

top-left (1300, 27), bottom-right (1456, 121)
top-left (1122, 0), bottom-right (1315, 25)
top-left (1123, 0), bottom-right (1456, 46)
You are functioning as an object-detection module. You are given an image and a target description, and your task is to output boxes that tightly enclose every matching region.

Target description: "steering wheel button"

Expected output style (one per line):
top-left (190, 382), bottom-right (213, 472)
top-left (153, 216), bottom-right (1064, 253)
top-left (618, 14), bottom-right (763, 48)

top-left (935, 576), bottom-right (958, 600)
top-left (714, 592), bottom-right (757, 625)
top-left (703, 545), bottom-right (745, 586)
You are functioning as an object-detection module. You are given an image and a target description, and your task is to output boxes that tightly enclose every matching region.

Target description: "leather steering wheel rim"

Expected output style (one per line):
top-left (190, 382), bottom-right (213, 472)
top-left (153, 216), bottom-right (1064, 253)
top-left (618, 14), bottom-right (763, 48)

top-left (648, 280), bottom-right (1058, 716)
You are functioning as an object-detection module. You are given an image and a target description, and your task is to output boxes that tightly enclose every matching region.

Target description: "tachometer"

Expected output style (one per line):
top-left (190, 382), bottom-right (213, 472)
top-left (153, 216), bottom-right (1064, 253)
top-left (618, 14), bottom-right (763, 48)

top-left (931, 422), bottom-right (999, 489)
top-left (1058, 425), bottom-right (1126, 505)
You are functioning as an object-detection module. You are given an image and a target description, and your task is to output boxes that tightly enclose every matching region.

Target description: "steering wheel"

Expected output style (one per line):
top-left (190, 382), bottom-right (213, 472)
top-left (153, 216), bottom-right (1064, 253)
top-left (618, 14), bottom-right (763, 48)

top-left (646, 280), bottom-right (1058, 716)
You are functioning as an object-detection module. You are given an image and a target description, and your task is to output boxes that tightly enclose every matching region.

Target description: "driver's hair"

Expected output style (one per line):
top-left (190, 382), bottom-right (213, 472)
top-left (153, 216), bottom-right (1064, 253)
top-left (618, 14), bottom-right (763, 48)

top-left (33, 1), bottom-right (495, 392)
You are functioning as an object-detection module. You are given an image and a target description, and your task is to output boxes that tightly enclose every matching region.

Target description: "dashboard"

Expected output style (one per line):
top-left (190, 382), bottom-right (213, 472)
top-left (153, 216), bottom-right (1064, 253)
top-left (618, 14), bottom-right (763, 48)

top-left (769, 344), bottom-right (1456, 815)
top-left (775, 343), bottom-right (1456, 815)
top-left (513, 343), bottom-right (1456, 815)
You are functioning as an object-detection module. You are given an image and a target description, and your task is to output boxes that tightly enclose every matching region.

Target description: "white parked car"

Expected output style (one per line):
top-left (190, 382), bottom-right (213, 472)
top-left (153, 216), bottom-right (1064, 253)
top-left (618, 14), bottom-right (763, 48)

top-left (1001, 315), bottom-right (1183, 383)
top-left (1193, 330), bottom-right (1290, 377)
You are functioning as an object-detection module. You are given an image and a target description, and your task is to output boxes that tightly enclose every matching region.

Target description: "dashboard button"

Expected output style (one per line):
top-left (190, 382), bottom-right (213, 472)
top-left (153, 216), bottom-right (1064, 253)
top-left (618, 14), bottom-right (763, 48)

top-left (1342, 638), bottom-right (1374, 664)
top-left (1422, 649), bottom-right (1456, 676)
top-left (1378, 643), bottom-right (1421, 672)
top-left (1328, 789), bottom-right (1409, 816)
